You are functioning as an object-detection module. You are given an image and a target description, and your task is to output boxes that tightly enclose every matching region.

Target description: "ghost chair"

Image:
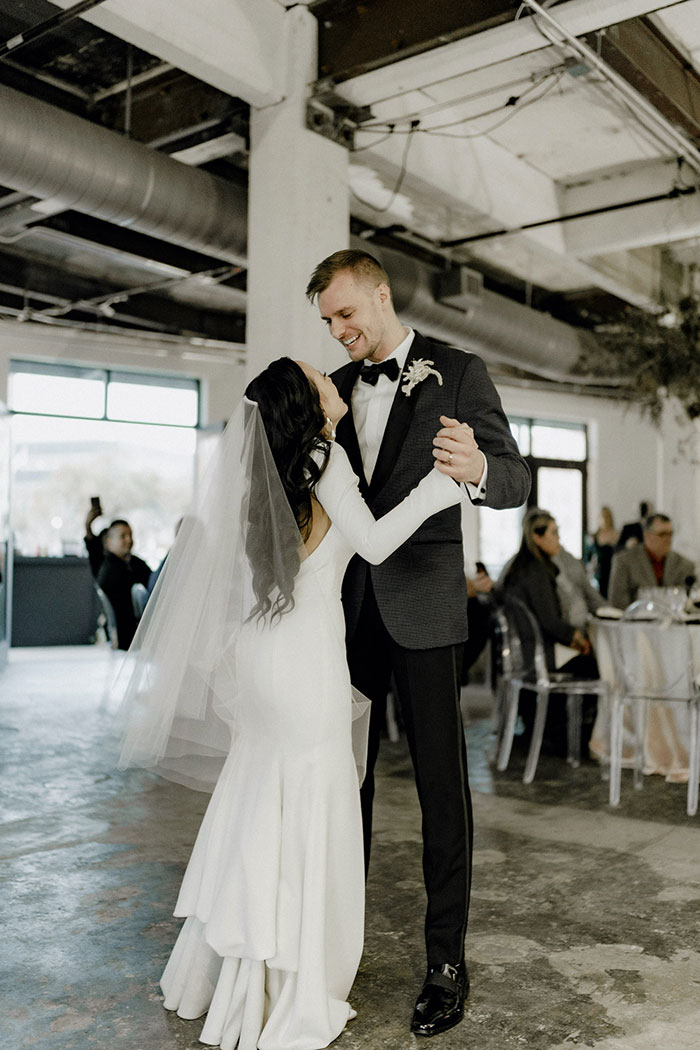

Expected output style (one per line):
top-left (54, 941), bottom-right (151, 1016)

top-left (94, 584), bottom-right (120, 651)
top-left (496, 597), bottom-right (609, 784)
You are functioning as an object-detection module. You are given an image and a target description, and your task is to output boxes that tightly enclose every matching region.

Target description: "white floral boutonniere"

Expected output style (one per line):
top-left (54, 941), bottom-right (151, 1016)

top-left (401, 358), bottom-right (443, 397)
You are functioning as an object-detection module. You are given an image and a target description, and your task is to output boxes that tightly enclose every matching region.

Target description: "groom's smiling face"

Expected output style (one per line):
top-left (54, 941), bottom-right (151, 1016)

top-left (318, 270), bottom-right (392, 363)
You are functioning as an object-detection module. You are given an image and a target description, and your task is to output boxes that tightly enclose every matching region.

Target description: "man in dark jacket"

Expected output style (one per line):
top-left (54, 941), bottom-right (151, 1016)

top-left (96, 521), bottom-right (151, 649)
top-left (307, 249), bottom-right (530, 1037)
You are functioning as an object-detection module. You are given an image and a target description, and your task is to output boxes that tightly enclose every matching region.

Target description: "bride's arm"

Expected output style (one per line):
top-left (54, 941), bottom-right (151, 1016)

top-left (314, 443), bottom-right (465, 564)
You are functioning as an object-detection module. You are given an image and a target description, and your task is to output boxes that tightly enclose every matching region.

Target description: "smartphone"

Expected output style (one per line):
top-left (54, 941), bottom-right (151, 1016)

top-left (90, 496), bottom-right (102, 513)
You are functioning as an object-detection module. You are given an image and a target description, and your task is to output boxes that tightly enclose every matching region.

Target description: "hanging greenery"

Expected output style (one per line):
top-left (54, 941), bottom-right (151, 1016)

top-left (572, 297), bottom-right (700, 424)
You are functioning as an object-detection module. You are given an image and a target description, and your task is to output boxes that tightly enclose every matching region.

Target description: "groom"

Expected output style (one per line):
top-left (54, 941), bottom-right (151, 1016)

top-left (306, 249), bottom-right (530, 1037)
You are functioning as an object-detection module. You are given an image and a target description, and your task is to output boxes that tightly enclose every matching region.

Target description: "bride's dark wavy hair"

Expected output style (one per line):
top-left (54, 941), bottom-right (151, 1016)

top-left (244, 357), bottom-right (331, 621)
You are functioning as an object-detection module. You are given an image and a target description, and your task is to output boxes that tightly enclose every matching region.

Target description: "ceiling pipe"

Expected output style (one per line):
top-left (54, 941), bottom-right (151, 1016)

top-left (0, 82), bottom-right (600, 382)
top-left (0, 83), bottom-right (247, 264)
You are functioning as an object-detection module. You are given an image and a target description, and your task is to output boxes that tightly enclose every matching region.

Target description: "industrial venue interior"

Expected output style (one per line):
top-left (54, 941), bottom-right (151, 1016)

top-left (2, 3), bottom-right (700, 1050)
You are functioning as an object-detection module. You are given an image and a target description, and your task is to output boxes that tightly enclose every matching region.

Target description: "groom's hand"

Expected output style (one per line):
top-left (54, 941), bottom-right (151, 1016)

top-left (433, 415), bottom-right (486, 486)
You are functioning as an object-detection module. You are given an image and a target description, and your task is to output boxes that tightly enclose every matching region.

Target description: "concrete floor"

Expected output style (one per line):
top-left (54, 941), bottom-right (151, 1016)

top-left (2, 646), bottom-right (700, 1050)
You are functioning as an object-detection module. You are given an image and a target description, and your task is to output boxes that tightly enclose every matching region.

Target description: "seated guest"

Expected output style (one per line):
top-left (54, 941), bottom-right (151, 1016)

top-left (83, 499), bottom-right (133, 580)
top-left (609, 513), bottom-right (695, 610)
top-left (502, 510), bottom-right (598, 755)
top-left (555, 545), bottom-right (607, 629)
top-left (96, 521), bottom-right (151, 650)
top-left (498, 509), bottom-right (608, 628)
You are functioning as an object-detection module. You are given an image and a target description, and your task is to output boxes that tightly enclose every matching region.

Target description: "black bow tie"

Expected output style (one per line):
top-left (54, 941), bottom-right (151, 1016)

top-left (359, 358), bottom-right (400, 385)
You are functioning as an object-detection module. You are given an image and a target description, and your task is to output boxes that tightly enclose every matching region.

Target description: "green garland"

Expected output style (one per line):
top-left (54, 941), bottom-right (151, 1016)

top-left (572, 297), bottom-right (700, 424)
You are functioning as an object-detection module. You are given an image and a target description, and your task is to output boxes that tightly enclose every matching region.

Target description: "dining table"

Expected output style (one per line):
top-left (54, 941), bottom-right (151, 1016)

top-left (589, 616), bottom-right (700, 784)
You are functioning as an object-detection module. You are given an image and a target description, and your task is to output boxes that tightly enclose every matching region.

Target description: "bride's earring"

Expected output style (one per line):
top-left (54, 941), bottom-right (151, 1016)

top-left (325, 415), bottom-right (336, 441)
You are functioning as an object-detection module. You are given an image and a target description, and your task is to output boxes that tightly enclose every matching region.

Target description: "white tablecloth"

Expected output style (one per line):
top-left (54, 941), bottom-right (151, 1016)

top-left (589, 620), bottom-right (700, 783)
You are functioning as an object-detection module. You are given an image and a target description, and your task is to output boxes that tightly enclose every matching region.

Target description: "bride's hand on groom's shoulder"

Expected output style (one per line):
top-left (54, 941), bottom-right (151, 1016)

top-left (432, 415), bottom-right (485, 486)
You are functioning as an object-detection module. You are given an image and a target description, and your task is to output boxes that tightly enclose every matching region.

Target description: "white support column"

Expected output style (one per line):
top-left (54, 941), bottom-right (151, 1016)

top-left (657, 400), bottom-right (700, 566)
top-left (246, 7), bottom-right (349, 381)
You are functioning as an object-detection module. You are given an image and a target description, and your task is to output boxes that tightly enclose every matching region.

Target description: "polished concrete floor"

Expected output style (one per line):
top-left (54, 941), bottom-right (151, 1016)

top-left (2, 645), bottom-right (700, 1050)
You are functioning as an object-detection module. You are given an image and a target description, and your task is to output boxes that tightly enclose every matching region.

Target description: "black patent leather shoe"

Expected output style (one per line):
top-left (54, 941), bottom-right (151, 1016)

top-left (410, 961), bottom-right (469, 1037)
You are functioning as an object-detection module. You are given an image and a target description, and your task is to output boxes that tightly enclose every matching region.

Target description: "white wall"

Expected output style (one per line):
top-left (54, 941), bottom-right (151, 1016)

top-left (498, 379), bottom-right (700, 568)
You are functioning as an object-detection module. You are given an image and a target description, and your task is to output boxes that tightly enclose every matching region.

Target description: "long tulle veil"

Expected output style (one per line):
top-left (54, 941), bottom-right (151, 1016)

top-left (114, 396), bottom-right (370, 792)
top-left (114, 397), bottom-right (307, 790)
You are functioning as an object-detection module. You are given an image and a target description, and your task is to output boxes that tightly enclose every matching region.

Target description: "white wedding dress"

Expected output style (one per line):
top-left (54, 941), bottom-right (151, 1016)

top-left (159, 443), bottom-right (462, 1050)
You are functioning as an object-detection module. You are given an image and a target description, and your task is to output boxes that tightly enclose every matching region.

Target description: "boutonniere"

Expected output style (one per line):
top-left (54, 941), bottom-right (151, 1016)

top-left (401, 358), bottom-right (443, 397)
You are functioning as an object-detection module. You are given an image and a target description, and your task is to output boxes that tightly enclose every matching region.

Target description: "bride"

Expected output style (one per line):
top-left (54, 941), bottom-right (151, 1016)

top-left (117, 356), bottom-right (464, 1050)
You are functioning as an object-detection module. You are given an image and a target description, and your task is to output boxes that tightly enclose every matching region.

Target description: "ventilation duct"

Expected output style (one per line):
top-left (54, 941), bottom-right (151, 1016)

top-left (0, 83), bottom-right (246, 264)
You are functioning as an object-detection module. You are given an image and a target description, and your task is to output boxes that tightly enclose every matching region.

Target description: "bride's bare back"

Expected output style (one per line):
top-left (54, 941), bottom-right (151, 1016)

top-left (304, 496), bottom-right (332, 555)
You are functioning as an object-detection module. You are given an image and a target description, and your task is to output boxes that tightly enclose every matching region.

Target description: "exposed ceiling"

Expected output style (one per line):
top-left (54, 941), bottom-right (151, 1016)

top-left (0, 0), bottom-right (699, 373)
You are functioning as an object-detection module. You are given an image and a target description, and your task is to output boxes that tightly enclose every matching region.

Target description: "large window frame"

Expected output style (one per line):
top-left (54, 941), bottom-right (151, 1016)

top-left (9, 360), bottom-right (200, 428)
top-left (478, 415), bottom-right (589, 573)
top-left (8, 360), bottom-right (201, 565)
top-left (516, 415), bottom-right (588, 559)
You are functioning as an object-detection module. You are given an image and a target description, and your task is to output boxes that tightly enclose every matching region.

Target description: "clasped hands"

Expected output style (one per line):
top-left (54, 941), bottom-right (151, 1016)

top-left (432, 415), bottom-right (485, 487)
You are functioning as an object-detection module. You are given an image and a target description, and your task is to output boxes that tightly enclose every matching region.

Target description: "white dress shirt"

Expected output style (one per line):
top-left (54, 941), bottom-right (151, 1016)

top-left (352, 330), bottom-right (414, 483)
top-left (351, 328), bottom-right (488, 500)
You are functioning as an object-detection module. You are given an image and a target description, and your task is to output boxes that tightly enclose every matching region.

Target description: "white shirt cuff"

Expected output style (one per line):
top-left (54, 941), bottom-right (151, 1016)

top-left (463, 452), bottom-right (488, 503)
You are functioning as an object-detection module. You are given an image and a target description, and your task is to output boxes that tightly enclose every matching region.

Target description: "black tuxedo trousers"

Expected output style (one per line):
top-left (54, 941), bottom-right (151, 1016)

top-left (333, 334), bottom-right (529, 967)
top-left (348, 574), bottom-right (472, 967)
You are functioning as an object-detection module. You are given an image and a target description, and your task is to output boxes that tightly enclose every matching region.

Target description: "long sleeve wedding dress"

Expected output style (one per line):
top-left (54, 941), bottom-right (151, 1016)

top-left (159, 442), bottom-right (463, 1050)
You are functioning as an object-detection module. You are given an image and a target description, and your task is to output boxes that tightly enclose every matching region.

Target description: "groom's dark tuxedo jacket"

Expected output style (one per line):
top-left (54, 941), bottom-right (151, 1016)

top-left (332, 331), bottom-right (530, 650)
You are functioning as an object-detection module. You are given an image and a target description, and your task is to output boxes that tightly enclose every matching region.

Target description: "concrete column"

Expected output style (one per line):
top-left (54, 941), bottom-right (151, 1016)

top-left (246, 6), bottom-right (349, 381)
top-left (658, 399), bottom-right (700, 564)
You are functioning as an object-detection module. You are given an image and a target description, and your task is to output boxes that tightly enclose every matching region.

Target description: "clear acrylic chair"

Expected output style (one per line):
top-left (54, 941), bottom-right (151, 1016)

top-left (496, 597), bottom-right (609, 784)
top-left (609, 598), bottom-right (700, 816)
top-left (94, 584), bottom-right (119, 650)
top-left (490, 605), bottom-right (517, 759)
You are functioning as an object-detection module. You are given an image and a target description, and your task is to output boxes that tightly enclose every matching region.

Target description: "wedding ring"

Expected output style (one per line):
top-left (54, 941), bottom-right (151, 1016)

top-left (448, 452), bottom-right (453, 463)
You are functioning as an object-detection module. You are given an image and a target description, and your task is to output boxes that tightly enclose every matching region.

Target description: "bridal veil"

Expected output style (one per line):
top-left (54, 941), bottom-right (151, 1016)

top-left (114, 396), bottom-right (369, 791)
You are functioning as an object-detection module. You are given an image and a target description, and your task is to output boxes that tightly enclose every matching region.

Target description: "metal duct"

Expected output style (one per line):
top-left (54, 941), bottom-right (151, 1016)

top-left (0, 84), bottom-right (247, 264)
top-left (360, 241), bottom-right (598, 384)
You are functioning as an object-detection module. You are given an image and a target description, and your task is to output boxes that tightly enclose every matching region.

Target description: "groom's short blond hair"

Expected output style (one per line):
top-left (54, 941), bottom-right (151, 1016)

top-left (306, 249), bottom-right (390, 303)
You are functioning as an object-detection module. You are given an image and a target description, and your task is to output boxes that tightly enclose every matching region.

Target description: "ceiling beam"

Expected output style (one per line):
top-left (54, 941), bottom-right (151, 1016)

top-left (465, 231), bottom-right (664, 311)
top-left (104, 68), bottom-right (245, 147)
top-left (561, 158), bottom-right (685, 214)
top-left (563, 190), bottom-right (700, 257)
top-left (47, 0), bottom-right (287, 108)
top-left (313, 0), bottom-right (518, 82)
top-left (328, 0), bottom-right (687, 106)
top-left (583, 16), bottom-right (700, 142)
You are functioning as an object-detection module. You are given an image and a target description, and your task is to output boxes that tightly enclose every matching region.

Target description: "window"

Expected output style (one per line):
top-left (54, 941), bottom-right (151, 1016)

top-left (107, 372), bottom-right (198, 427)
top-left (478, 417), bottom-right (588, 574)
top-left (9, 362), bottom-right (107, 419)
top-left (9, 362), bottom-right (198, 426)
top-left (9, 362), bottom-right (200, 565)
top-left (530, 423), bottom-right (586, 461)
